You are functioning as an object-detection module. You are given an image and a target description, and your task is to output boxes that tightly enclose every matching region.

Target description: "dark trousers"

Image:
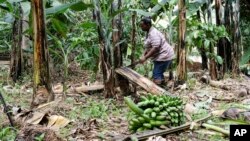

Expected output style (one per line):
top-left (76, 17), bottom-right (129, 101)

top-left (153, 60), bottom-right (172, 83)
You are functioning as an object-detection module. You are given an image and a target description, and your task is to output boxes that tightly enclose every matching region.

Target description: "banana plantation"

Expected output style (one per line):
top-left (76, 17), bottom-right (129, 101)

top-left (0, 0), bottom-right (250, 140)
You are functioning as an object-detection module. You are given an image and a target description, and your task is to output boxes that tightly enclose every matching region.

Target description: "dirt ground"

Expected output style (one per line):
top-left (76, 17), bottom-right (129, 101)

top-left (1, 62), bottom-right (250, 141)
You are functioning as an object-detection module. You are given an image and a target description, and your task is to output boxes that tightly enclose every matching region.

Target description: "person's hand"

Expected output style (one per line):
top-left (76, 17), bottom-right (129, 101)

top-left (139, 56), bottom-right (146, 64)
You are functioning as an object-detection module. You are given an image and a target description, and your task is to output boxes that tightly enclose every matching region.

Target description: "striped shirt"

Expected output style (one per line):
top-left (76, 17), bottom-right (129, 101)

top-left (144, 27), bottom-right (174, 61)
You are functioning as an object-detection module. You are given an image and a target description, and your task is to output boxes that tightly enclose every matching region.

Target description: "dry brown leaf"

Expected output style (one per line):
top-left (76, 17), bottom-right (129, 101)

top-left (211, 110), bottom-right (225, 116)
top-left (25, 112), bottom-right (45, 125)
top-left (47, 115), bottom-right (59, 127)
top-left (35, 101), bottom-right (56, 111)
top-left (50, 115), bottom-right (70, 130)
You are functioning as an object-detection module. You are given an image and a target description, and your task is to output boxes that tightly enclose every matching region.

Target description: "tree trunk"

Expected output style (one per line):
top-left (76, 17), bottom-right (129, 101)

top-left (231, 0), bottom-right (241, 77)
top-left (224, 0), bottom-right (232, 71)
top-left (94, 1), bottom-right (115, 98)
top-left (130, 11), bottom-right (137, 93)
top-left (131, 12), bottom-right (136, 68)
top-left (207, 0), bottom-right (212, 23)
top-left (207, 0), bottom-right (218, 80)
top-left (197, 10), bottom-right (208, 70)
top-left (215, 0), bottom-right (230, 78)
top-left (31, 0), bottom-right (54, 107)
top-left (112, 0), bottom-right (130, 97)
top-left (22, 16), bottom-right (32, 72)
top-left (10, 3), bottom-right (23, 82)
top-left (177, 0), bottom-right (187, 84)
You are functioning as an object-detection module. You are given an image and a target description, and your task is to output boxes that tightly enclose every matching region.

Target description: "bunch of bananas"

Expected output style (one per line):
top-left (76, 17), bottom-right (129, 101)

top-left (125, 94), bottom-right (185, 132)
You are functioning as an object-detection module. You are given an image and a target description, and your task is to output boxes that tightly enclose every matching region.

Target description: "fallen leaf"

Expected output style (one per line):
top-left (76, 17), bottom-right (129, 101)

top-left (25, 112), bottom-right (45, 125)
top-left (212, 110), bottom-right (225, 116)
top-left (50, 115), bottom-right (70, 130)
top-left (47, 115), bottom-right (59, 127)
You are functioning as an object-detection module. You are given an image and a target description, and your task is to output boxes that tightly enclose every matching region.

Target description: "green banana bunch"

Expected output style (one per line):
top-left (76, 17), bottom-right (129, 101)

top-left (125, 94), bottom-right (185, 133)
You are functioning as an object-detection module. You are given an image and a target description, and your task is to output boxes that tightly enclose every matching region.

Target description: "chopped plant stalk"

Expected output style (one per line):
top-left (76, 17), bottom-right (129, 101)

top-left (202, 123), bottom-right (229, 136)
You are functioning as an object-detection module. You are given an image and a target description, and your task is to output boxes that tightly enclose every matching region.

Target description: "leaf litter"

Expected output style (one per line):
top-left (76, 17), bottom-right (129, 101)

top-left (1, 64), bottom-right (250, 141)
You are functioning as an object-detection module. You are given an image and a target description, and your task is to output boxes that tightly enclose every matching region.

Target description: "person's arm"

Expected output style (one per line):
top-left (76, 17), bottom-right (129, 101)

top-left (140, 47), bottom-right (159, 63)
top-left (140, 32), bottom-right (161, 63)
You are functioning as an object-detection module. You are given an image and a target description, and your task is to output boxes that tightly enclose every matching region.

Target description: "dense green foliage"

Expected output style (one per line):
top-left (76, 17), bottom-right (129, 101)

top-left (0, 0), bottom-right (249, 79)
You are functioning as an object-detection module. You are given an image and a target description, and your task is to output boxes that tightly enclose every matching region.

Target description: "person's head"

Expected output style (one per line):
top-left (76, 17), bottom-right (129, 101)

top-left (140, 17), bottom-right (152, 31)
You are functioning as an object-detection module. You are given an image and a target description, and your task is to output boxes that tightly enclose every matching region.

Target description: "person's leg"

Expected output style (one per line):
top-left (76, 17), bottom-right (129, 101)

top-left (159, 60), bottom-right (172, 80)
top-left (152, 61), bottom-right (163, 85)
top-left (152, 60), bottom-right (172, 85)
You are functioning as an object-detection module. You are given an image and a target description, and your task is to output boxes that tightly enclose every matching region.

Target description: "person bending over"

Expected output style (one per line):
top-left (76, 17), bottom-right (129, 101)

top-left (139, 17), bottom-right (174, 85)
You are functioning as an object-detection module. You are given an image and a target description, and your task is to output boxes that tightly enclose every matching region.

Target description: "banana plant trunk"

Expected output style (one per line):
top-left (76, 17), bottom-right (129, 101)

top-left (130, 11), bottom-right (137, 93)
top-left (22, 16), bottom-right (32, 72)
top-left (196, 10), bottom-right (208, 70)
top-left (112, 0), bottom-right (130, 97)
top-left (94, 2), bottom-right (115, 98)
top-left (215, 0), bottom-right (223, 72)
top-left (231, 0), bottom-right (241, 77)
top-left (223, 0), bottom-right (241, 77)
top-left (208, 0), bottom-right (218, 80)
top-left (31, 0), bottom-right (54, 107)
top-left (131, 11), bottom-right (136, 68)
top-left (177, 0), bottom-right (187, 84)
top-left (10, 3), bottom-right (23, 82)
top-left (224, 0), bottom-right (233, 71)
top-left (215, 0), bottom-right (231, 77)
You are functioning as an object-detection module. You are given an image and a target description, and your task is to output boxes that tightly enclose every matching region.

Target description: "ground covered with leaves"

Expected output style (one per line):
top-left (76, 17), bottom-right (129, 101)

top-left (1, 63), bottom-right (250, 141)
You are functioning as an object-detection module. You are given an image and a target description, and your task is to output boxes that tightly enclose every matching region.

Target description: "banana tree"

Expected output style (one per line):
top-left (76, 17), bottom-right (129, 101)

top-left (215, 0), bottom-right (241, 77)
top-left (176, 0), bottom-right (187, 83)
top-left (9, 2), bottom-right (23, 82)
top-left (93, 0), bottom-right (127, 98)
top-left (231, 0), bottom-right (241, 77)
top-left (31, 0), bottom-right (89, 106)
top-left (0, 0), bottom-right (28, 81)
top-left (31, 0), bottom-right (54, 107)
